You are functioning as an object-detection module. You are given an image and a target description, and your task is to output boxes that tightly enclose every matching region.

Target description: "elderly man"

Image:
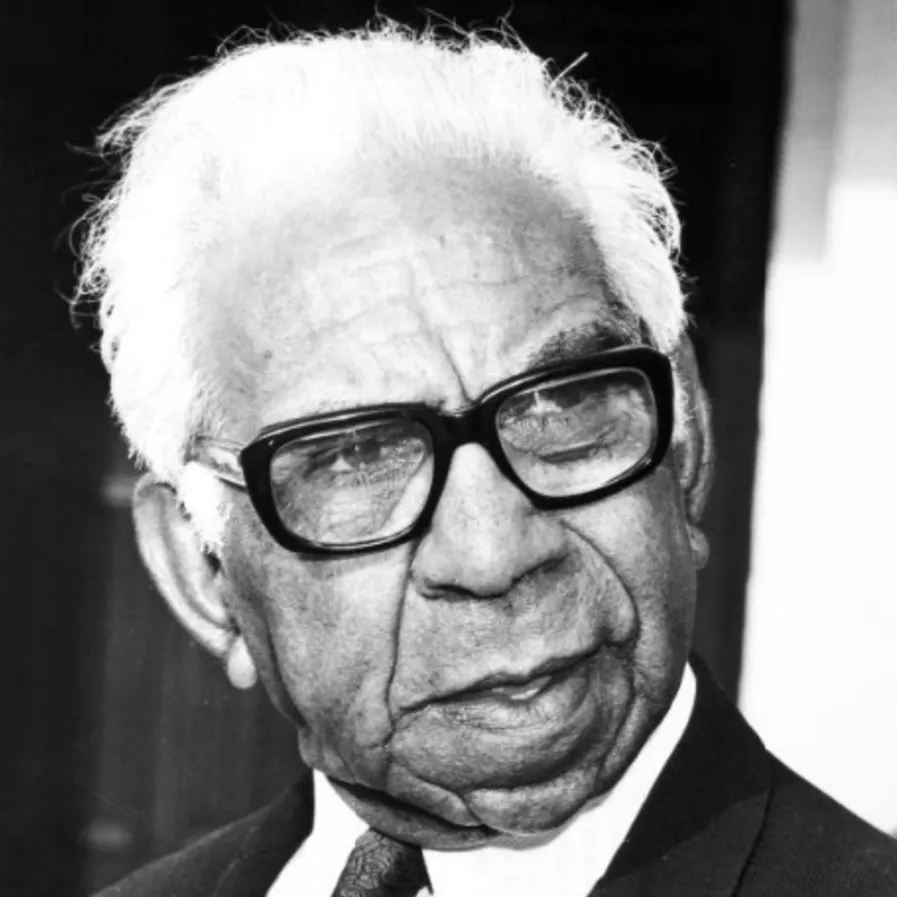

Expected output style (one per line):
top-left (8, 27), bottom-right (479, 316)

top-left (79, 22), bottom-right (897, 897)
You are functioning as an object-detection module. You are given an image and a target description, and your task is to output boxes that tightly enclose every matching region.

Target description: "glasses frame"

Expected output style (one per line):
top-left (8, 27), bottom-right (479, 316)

top-left (190, 346), bottom-right (674, 557)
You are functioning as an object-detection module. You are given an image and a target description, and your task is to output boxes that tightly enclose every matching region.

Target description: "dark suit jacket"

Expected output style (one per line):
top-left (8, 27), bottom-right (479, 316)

top-left (97, 656), bottom-right (897, 896)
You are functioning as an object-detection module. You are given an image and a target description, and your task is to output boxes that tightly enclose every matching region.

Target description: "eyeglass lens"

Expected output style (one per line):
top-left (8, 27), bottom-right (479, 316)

top-left (270, 418), bottom-right (435, 544)
top-left (268, 367), bottom-right (657, 546)
top-left (495, 367), bottom-right (656, 498)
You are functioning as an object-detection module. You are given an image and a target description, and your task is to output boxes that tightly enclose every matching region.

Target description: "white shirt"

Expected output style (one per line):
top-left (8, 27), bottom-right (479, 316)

top-left (269, 665), bottom-right (696, 897)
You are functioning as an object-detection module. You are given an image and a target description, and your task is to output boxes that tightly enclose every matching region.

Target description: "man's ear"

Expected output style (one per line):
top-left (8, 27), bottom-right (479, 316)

top-left (131, 473), bottom-right (257, 689)
top-left (671, 337), bottom-right (714, 568)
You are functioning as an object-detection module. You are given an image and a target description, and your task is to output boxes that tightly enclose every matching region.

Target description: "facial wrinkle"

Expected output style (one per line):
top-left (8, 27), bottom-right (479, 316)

top-left (386, 755), bottom-right (484, 825)
top-left (562, 521), bottom-right (643, 653)
top-left (379, 540), bottom-right (421, 739)
top-left (547, 521), bottom-right (668, 779)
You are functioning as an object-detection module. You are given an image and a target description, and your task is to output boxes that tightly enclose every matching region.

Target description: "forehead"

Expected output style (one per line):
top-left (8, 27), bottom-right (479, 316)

top-left (203, 163), bottom-right (637, 436)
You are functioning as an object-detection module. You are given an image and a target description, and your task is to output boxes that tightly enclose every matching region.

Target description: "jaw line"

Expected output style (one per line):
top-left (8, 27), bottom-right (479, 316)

top-left (326, 775), bottom-right (504, 848)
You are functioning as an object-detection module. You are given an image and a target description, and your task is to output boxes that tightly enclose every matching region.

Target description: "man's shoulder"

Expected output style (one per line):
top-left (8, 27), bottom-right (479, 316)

top-left (637, 656), bottom-right (897, 897)
top-left (94, 812), bottom-right (259, 897)
top-left (93, 781), bottom-right (312, 897)
top-left (741, 756), bottom-right (897, 896)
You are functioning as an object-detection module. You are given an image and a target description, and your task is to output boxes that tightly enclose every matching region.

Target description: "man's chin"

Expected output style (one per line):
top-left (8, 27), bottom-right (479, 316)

top-left (462, 767), bottom-right (611, 836)
top-left (328, 776), bottom-right (496, 849)
top-left (330, 752), bottom-right (623, 850)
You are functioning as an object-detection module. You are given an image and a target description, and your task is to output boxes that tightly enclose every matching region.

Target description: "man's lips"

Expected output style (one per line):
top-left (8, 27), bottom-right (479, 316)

top-left (404, 648), bottom-right (598, 713)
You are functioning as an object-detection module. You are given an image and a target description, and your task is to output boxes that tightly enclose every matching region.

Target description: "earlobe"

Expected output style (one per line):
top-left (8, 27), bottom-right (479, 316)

top-left (131, 474), bottom-right (234, 659)
top-left (687, 524), bottom-right (710, 569)
top-left (226, 636), bottom-right (259, 690)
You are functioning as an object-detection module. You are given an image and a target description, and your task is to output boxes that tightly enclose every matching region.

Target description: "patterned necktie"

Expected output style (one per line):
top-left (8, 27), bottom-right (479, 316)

top-left (331, 828), bottom-right (431, 897)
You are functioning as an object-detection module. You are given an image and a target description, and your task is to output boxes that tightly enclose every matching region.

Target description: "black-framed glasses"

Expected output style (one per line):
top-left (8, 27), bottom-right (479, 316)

top-left (189, 346), bottom-right (673, 556)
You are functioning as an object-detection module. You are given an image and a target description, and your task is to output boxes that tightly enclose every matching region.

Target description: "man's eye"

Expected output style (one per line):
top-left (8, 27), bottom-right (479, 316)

top-left (534, 419), bottom-right (630, 463)
top-left (300, 438), bottom-right (391, 483)
top-left (307, 439), bottom-right (382, 475)
top-left (274, 429), bottom-right (428, 489)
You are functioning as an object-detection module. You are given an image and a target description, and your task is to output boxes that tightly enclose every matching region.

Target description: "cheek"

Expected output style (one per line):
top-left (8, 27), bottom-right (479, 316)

top-left (223, 514), bottom-right (415, 779)
top-left (564, 466), bottom-right (696, 700)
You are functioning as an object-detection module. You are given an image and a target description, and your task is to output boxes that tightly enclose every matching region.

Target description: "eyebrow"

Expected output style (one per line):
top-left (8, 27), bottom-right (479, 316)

top-left (257, 321), bottom-right (644, 433)
top-left (524, 321), bottom-right (635, 370)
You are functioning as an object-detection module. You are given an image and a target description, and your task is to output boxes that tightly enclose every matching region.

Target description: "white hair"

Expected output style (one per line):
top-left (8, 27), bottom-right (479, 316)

top-left (75, 19), bottom-right (690, 548)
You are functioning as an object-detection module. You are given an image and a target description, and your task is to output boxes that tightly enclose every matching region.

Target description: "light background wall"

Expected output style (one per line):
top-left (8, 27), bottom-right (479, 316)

top-left (741, 0), bottom-right (897, 833)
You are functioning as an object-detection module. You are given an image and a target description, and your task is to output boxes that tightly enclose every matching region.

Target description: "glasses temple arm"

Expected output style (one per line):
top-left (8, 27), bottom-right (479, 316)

top-left (188, 437), bottom-right (247, 488)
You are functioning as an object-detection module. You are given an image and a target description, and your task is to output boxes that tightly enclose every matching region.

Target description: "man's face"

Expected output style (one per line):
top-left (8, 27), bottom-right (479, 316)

top-left (204, 165), bottom-right (698, 847)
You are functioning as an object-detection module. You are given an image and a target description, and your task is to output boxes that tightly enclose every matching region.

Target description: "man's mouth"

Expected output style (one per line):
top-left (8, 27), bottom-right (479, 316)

top-left (485, 673), bottom-right (554, 702)
top-left (434, 671), bottom-right (559, 710)
top-left (435, 650), bottom-right (593, 703)
top-left (422, 650), bottom-right (598, 727)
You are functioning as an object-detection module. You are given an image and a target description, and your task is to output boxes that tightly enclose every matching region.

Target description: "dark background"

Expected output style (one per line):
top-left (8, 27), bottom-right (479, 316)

top-left (0, 1), bottom-right (787, 894)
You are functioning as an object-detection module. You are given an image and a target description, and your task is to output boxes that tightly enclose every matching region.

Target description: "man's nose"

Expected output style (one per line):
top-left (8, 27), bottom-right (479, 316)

top-left (410, 443), bottom-right (566, 599)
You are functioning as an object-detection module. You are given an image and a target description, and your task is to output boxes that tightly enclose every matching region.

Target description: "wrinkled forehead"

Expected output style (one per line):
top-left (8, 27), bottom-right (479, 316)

top-left (199, 162), bottom-right (639, 427)
top-left (215, 163), bottom-right (615, 299)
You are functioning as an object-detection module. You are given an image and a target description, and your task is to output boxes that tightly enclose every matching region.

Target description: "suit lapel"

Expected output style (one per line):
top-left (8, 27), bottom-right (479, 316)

top-left (212, 772), bottom-right (315, 897)
top-left (593, 655), bottom-right (771, 897)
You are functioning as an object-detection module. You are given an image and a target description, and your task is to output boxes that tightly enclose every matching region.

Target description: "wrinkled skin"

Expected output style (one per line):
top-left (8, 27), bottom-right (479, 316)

top-left (205, 164), bottom-right (701, 848)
